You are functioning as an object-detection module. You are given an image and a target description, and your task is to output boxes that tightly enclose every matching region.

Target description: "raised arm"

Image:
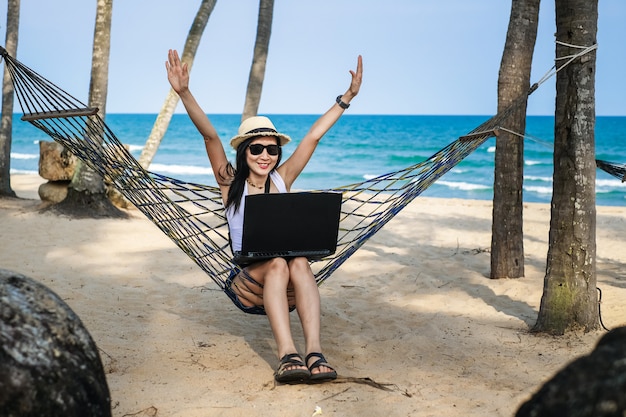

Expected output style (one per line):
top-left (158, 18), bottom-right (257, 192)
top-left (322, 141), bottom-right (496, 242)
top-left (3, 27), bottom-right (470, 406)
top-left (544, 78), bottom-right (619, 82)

top-left (166, 49), bottom-right (230, 190)
top-left (278, 55), bottom-right (363, 189)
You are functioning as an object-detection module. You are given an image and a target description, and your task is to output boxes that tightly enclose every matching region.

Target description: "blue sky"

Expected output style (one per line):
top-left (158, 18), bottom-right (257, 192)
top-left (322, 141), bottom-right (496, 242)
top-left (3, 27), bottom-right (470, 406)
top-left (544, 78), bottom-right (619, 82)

top-left (2, 1), bottom-right (624, 115)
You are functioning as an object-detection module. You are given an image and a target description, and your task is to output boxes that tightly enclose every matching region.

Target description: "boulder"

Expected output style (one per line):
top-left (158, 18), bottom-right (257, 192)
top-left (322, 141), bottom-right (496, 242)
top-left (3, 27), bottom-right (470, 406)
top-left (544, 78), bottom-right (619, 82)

top-left (0, 269), bottom-right (111, 417)
top-left (38, 140), bottom-right (76, 181)
top-left (38, 180), bottom-right (70, 203)
top-left (36, 140), bottom-right (134, 209)
top-left (516, 326), bottom-right (626, 417)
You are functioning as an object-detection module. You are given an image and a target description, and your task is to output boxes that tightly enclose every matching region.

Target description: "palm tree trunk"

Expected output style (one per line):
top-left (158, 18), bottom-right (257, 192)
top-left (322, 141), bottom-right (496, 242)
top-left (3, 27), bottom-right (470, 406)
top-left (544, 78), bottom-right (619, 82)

top-left (138, 0), bottom-right (217, 169)
top-left (490, 0), bottom-right (540, 278)
top-left (0, 0), bottom-right (20, 197)
top-left (242, 0), bottom-right (274, 121)
top-left (534, 0), bottom-right (599, 334)
top-left (55, 0), bottom-right (124, 218)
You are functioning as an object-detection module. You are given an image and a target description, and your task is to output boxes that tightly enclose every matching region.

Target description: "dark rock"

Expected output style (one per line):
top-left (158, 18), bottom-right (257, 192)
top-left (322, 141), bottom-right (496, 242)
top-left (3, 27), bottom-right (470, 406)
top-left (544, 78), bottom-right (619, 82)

top-left (516, 327), bottom-right (626, 417)
top-left (0, 269), bottom-right (111, 417)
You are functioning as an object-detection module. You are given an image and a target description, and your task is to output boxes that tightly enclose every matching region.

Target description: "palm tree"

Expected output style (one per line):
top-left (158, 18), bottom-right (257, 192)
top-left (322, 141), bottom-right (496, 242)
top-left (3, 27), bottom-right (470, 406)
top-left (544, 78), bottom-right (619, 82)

top-left (534, 0), bottom-right (599, 334)
top-left (53, 0), bottom-right (124, 217)
top-left (0, 0), bottom-right (20, 197)
top-left (138, 0), bottom-right (217, 169)
top-left (241, 0), bottom-right (274, 121)
top-left (490, 0), bottom-right (540, 278)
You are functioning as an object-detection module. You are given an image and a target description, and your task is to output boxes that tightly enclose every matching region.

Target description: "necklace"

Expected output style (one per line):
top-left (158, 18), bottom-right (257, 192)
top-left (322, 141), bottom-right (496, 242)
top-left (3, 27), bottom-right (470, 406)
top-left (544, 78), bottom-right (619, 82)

top-left (246, 178), bottom-right (265, 190)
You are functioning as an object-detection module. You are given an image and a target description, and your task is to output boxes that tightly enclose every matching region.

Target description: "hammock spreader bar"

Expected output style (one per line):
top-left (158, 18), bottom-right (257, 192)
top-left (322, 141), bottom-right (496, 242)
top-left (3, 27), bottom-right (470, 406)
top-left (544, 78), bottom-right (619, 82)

top-left (21, 108), bottom-right (99, 121)
top-left (1, 46), bottom-right (534, 313)
top-left (459, 128), bottom-right (500, 142)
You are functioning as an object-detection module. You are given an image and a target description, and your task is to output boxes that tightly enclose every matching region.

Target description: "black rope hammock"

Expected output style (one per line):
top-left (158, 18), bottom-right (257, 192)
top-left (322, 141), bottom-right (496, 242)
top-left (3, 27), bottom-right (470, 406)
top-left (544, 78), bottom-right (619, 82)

top-left (596, 160), bottom-right (626, 182)
top-left (491, 129), bottom-right (624, 184)
top-left (1, 46), bottom-right (542, 313)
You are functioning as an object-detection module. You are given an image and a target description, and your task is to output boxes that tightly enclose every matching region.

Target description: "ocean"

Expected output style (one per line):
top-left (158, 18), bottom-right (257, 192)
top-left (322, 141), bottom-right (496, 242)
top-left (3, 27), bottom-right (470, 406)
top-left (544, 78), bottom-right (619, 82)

top-left (9, 114), bottom-right (626, 206)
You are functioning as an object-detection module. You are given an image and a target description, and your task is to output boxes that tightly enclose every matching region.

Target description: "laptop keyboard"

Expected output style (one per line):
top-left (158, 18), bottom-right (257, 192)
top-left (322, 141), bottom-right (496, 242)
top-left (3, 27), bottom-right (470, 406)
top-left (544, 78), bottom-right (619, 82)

top-left (251, 250), bottom-right (330, 258)
top-left (234, 249), bottom-right (332, 263)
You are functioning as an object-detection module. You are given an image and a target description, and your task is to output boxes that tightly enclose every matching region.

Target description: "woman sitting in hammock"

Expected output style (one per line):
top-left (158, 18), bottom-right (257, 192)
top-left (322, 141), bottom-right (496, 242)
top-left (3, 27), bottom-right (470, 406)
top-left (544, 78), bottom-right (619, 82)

top-left (165, 49), bottom-right (363, 383)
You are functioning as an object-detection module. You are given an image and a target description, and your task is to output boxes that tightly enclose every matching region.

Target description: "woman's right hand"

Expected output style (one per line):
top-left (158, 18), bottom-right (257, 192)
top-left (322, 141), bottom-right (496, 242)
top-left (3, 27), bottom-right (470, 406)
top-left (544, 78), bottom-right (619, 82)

top-left (165, 49), bottom-right (189, 94)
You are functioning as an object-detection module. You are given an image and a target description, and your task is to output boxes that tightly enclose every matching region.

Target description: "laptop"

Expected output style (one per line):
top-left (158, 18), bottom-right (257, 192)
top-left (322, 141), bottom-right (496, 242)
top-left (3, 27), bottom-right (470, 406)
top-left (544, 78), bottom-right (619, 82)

top-left (232, 192), bottom-right (342, 264)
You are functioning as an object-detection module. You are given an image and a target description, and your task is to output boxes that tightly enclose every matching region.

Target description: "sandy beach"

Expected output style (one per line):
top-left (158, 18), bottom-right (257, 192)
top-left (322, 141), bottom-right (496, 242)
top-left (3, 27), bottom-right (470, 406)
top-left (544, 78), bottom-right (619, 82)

top-left (2, 173), bottom-right (625, 417)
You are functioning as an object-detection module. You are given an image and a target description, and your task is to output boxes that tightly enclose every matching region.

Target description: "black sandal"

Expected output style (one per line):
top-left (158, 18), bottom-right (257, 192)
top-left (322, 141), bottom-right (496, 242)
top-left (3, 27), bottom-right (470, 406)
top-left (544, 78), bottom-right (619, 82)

top-left (274, 353), bottom-right (311, 383)
top-left (305, 352), bottom-right (337, 381)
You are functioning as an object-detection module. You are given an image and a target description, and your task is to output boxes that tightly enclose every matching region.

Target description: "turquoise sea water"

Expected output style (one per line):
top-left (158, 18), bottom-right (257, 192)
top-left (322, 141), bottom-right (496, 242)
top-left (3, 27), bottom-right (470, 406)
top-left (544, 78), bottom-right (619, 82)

top-left (10, 114), bottom-right (626, 206)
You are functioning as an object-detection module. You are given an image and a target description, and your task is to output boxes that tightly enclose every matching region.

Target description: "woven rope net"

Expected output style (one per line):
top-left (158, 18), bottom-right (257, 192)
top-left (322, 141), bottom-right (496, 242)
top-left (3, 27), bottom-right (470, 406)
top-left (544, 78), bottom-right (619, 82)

top-left (1, 47), bottom-right (533, 311)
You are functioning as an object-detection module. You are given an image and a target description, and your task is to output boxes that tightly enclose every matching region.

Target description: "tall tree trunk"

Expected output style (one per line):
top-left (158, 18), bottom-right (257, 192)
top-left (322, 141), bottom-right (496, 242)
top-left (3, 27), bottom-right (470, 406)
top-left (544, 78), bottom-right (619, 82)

top-left (241, 0), bottom-right (274, 121)
top-left (0, 0), bottom-right (20, 197)
top-left (490, 0), bottom-right (540, 278)
top-left (53, 0), bottom-right (124, 218)
top-left (534, 0), bottom-right (599, 334)
top-left (138, 0), bottom-right (217, 169)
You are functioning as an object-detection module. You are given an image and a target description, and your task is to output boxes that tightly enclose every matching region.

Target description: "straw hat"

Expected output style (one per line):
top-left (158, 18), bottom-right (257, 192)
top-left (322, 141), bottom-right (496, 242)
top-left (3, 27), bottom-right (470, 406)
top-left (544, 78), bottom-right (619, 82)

top-left (229, 116), bottom-right (291, 150)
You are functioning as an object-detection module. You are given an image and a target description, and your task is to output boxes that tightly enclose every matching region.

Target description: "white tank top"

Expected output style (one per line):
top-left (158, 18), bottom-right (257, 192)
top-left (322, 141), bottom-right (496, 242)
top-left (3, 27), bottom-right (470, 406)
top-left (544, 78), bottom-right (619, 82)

top-left (226, 171), bottom-right (287, 252)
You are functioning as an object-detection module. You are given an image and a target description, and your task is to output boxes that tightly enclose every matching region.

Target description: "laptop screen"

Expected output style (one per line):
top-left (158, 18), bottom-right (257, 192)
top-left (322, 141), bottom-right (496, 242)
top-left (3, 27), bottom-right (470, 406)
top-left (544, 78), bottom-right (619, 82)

top-left (234, 192), bottom-right (342, 263)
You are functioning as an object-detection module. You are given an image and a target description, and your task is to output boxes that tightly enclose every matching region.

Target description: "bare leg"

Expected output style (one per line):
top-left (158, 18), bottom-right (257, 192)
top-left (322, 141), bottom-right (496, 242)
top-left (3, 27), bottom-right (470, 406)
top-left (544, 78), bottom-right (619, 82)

top-left (248, 258), bottom-right (307, 375)
top-left (259, 258), bottom-right (295, 356)
top-left (288, 257), bottom-right (335, 376)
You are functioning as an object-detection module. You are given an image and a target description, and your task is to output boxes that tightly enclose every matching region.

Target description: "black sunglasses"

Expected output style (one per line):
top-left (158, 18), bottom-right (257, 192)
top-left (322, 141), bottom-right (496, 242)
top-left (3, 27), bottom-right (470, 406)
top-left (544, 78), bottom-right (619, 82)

top-left (248, 143), bottom-right (280, 156)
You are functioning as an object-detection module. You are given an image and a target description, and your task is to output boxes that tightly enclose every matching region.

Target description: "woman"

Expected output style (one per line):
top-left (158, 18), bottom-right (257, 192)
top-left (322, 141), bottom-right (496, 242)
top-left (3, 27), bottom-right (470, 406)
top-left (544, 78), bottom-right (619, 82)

top-left (166, 49), bottom-right (362, 383)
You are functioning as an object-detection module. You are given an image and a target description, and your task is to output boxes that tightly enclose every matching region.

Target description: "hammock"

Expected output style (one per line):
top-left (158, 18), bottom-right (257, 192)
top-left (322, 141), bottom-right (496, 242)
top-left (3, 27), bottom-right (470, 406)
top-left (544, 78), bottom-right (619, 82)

top-left (596, 160), bottom-right (626, 182)
top-left (1, 46), bottom-right (529, 312)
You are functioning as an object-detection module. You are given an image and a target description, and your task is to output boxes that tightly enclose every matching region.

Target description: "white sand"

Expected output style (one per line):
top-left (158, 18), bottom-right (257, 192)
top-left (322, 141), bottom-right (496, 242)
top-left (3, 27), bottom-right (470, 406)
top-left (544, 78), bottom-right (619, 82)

top-left (2, 174), bottom-right (625, 417)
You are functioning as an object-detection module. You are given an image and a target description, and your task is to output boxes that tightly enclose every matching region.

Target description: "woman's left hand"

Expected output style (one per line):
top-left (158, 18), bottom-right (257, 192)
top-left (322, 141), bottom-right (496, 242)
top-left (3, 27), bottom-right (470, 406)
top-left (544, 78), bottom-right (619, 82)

top-left (347, 55), bottom-right (363, 98)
